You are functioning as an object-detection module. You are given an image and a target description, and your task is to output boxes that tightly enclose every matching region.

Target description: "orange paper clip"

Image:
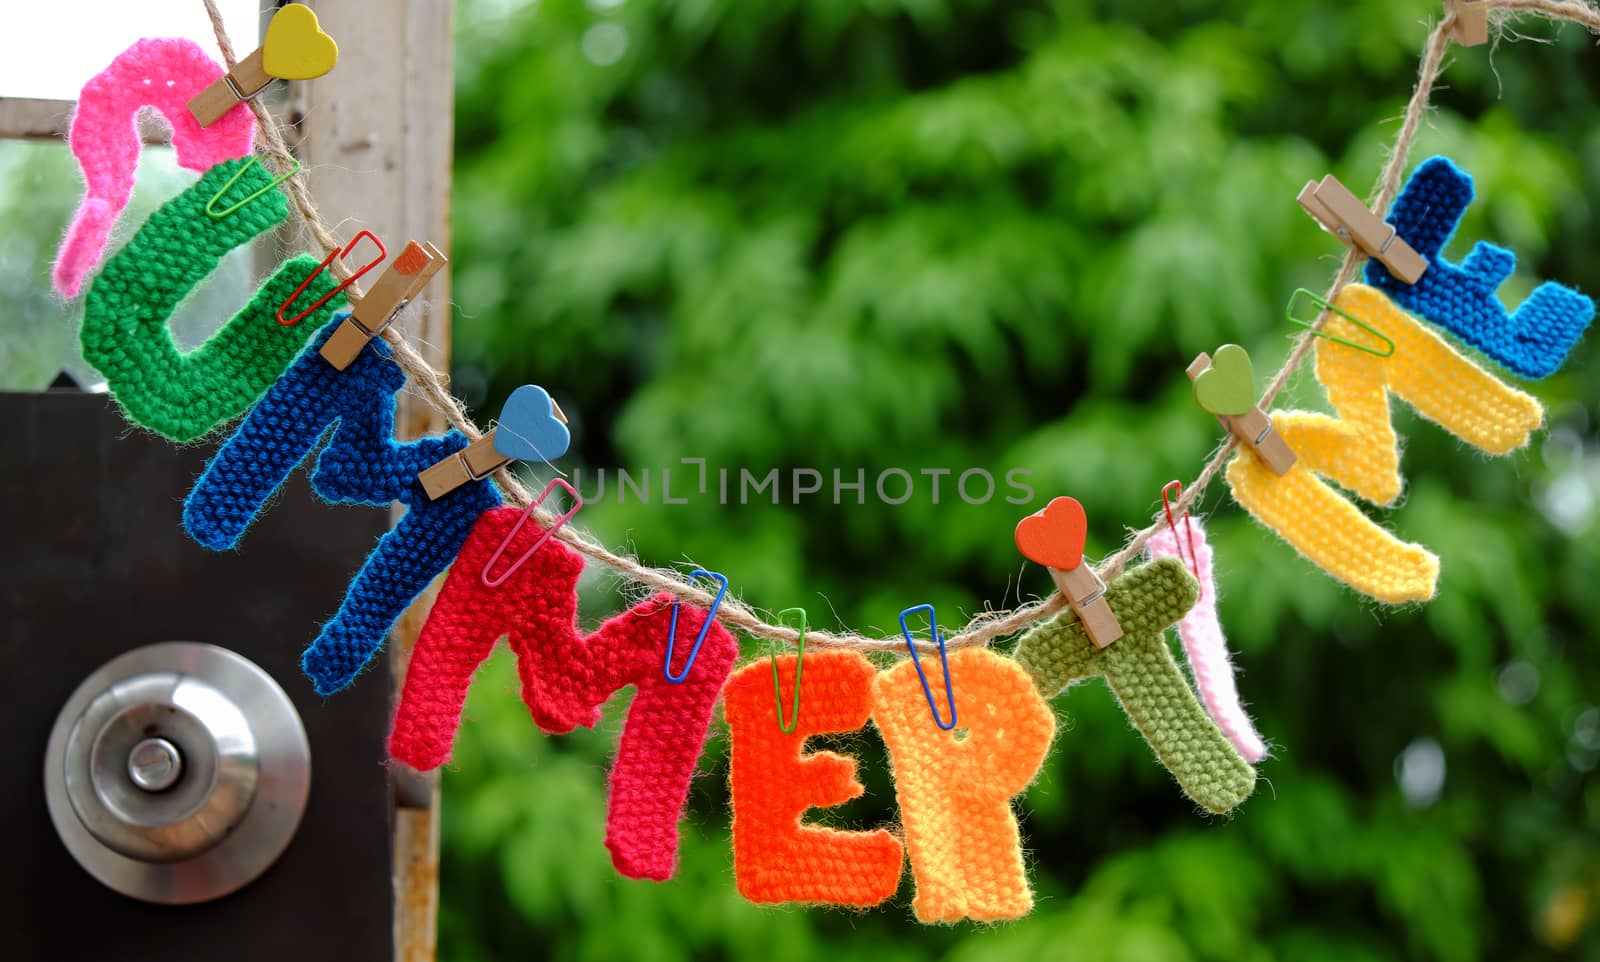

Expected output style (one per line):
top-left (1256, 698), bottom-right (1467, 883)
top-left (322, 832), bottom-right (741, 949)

top-left (277, 230), bottom-right (385, 326)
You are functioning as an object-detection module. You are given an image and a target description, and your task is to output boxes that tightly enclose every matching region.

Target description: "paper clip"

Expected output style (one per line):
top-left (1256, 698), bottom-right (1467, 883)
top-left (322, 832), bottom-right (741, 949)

top-left (770, 607), bottom-right (807, 734)
top-left (206, 156), bottom-right (302, 220)
top-left (480, 478), bottom-right (582, 589)
top-left (664, 569), bottom-right (729, 683)
top-left (1161, 480), bottom-right (1202, 599)
top-left (1287, 288), bottom-right (1396, 358)
top-left (277, 231), bottom-right (386, 326)
top-left (899, 604), bottom-right (956, 730)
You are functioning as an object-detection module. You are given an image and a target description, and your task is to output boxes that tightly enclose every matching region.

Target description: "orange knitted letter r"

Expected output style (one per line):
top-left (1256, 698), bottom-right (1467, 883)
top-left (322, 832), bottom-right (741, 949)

top-left (872, 648), bottom-right (1056, 923)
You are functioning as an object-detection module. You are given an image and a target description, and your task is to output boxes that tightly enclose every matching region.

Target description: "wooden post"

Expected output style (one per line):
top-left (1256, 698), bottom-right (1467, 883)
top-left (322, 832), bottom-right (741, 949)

top-left (295, 3), bottom-right (453, 960)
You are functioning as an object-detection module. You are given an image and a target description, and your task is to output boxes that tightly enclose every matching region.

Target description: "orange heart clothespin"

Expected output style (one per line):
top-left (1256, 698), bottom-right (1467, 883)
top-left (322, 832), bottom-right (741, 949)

top-left (1015, 497), bottom-right (1123, 648)
top-left (189, 3), bottom-right (340, 127)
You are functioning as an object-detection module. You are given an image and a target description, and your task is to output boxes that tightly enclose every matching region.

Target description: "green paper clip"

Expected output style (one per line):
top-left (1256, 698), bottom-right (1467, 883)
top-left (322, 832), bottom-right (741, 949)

top-left (1286, 288), bottom-right (1396, 358)
top-left (206, 156), bottom-right (302, 220)
top-left (770, 607), bottom-right (807, 734)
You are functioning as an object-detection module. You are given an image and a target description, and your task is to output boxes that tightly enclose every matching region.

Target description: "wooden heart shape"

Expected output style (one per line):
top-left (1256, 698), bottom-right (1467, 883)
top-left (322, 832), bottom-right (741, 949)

top-left (263, 3), bottom-right (339, 81)
top-left (495, 384), bottom-right (571, 462)
top-left (1193, 343), bottom-right (1256, 416)
top-left (1014, 496), bottom-right (1088, 570)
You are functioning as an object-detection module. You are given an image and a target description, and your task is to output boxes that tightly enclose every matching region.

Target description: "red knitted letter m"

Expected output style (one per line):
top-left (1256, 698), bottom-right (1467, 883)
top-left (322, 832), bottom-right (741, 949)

top-left (390, 506), bottom-right (738, 881)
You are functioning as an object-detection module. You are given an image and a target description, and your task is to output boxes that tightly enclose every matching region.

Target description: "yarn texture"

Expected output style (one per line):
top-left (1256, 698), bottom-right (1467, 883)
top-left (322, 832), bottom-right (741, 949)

top-left (872, 647), bottom-right (1055, 924)
top-left (54, 38), bottom-right (254, 298)
top-left (81, 157), bottom-right (343, 442)
top-left (389, 506), bottom-right (737, 881)
top-left (1228, 284), bottom-right (1542, 603)
top-left (724, 651), bottom-right (904, 907)
top-left (184, 326), bottom-right (499, 693)
top-left (1013, 557), bottom-right (1257, 814)
top-left (1146, 519), bottom-right (1268, 763)
top-left (1367, 155), bottom-right (1593, 379)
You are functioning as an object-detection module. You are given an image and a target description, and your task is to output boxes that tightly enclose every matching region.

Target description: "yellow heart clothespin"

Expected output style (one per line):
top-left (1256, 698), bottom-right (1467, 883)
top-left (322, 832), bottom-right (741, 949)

top-left (189, 2), bottom-right (341, 127)
top-left (263, 3), bottom-right (340, 81)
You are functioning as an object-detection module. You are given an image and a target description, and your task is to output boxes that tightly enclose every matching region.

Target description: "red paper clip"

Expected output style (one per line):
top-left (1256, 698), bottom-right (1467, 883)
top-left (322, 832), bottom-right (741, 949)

top-left (480, 478), bottom-right (582, 588)
top-left (1162, 480), bottom-right (1202, 599)
top-left (277, 229), bottom-right (386, 326)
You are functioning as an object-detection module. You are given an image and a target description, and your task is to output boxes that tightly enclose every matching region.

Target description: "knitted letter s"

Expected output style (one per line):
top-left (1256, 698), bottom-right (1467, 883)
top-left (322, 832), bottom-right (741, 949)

top-left (81, 157), bottom-right (344, 442)
top-left (184, 327), bottom-right (499, 692)
top-left (1368, 156), bottom-right (1592, 379)
top-left (873, 647), bottom-right (1055, 924)
top-left (55, 38), bottom-right (254, 298)
top-left (389, 506), bottom-right (736, 881)
top-left (1227, 284), bottom-right (1542, 603)
top-left (725, 651), bottom-right (904, 907)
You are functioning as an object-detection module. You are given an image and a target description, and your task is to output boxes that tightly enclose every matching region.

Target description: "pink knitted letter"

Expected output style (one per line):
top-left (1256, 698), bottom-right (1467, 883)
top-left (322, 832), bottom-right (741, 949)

top-left (1146, 518), bottom-right (1268, 762)
top-left (54, 38), bottom-right (254, 298)
top-left (390, 506), bottom-right (737, 881)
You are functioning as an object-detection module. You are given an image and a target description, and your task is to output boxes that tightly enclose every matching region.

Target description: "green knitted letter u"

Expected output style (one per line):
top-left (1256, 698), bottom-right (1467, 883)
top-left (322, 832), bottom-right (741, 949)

top-left (80, 157), bottom-right (346, 442)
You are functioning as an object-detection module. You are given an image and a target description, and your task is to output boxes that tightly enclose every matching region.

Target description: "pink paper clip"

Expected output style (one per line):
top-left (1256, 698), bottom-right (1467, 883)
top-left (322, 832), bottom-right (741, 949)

top-left (480, 478), bottom-right (582, 588)
top-left (1161, 480), bottom-right (1202, 599)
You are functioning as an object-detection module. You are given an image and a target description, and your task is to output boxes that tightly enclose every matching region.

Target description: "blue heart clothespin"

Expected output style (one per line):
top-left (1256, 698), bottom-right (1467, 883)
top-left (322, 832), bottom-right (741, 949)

top-left (495, 385), bottom-right (571, 463)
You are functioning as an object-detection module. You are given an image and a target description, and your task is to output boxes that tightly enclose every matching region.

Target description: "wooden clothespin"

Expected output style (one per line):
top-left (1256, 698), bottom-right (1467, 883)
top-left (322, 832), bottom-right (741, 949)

top-left (1297, 174), bottom-right (1427, 285)
top-left (417, 386), bottom-right (571, 500)
top-left (189, 3), bottom-right (340, 127)
top-left (1187, 345), bottom-right (1298, 477)
top-left (319, 241), bottom-right (447, 370)
top-left (1445, 0), bottom-right (1488, 46)
top-left (1014, 496), bottom-right (1124, 648)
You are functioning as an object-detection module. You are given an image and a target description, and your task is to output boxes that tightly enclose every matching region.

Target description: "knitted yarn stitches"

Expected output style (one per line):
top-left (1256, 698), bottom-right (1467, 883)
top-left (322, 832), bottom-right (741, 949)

top-left (1146, 518), bottom-right (1268, 763)
top-left (725, 651), bottom-right (904, 907)
top-left (388, 506), bottom-right (737, 881)
top-left (1227, 284), bottom-right (1542, 603)
top-left (81, 157), bottom-right (343, 442)
top-left (1366, 156), bottom-right (1593, 379)
top-left (872, 647), bottom-right (1055, 923)
top-left (184, 326), bottom-right (500, 693)
top-left (1012, 557), bottom-right (1257, 814)
top-left (54, 38), bottom-right (254, 298)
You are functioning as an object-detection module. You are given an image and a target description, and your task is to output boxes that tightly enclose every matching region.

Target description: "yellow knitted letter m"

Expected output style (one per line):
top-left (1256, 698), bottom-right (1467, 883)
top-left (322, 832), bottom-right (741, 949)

top-left (1227, 284), bottom-right (1542, 603)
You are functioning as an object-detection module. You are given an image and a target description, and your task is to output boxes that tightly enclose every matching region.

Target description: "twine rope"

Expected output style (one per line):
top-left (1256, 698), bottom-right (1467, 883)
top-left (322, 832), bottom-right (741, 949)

top-left (201, 0), bottom-right (1599, 654)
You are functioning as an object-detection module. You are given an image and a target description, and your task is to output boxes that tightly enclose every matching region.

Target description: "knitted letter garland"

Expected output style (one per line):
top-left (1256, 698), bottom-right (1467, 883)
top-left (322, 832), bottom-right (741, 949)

top-left (184, 327), bottom-right (500, 692)
top-left (1367, 156), bottom-right (1594, 379)
top-left (872, 647), bottom-right (1055, 924)
top-left (1146, 518), bottom-right (1268, 762)
top-left (1226, 284), bottom-right (1542, 603)
top-left (725, 651), bottom-right (904, 907)
top-left (54, 38), bottom-right (254, 298)
top-left (80, 157), bottom-right (344, 442)
top-left (1012, 557), bottom-right (1257, 814)
top-left (389, 506), bottom-right (737, 881)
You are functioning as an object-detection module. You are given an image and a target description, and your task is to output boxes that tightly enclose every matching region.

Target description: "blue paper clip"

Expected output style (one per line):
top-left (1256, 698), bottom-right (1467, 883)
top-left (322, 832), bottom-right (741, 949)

top-left (899, 604), bottom-right (957, 730)
top-left (664, 569), bottom-right (728, 683)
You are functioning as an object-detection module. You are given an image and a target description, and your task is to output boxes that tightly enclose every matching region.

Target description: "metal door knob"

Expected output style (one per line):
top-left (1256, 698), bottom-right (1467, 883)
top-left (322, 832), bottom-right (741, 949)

top-left (44, 642), bottom-right (311, 904)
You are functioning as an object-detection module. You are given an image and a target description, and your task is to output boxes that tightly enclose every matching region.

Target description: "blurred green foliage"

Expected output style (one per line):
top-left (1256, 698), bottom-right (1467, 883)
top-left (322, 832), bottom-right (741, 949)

top-left (440, 0), bottom-right (1600, 958)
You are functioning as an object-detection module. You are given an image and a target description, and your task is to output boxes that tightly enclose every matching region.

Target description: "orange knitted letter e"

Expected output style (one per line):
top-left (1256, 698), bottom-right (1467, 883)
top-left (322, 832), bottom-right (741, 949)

top-left (725, 650), bottom-right (904, 906)
top-left (873, 648), bottom-right (1055, 923)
